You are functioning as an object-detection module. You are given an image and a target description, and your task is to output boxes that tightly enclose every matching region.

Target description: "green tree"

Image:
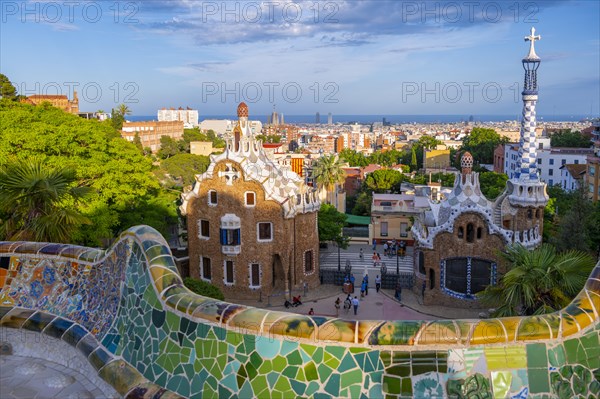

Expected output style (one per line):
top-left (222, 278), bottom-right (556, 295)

top-left (110, 108), bottom-right (125, 130)
top-left (159, 153), bottom-right (210, 186)
top-left (116, 103), bottom-right (132, 117)
top-left (352, 191), bottom-right (373, 216)
top-left (550, 130), bottom-right (592, 148)
top-left (478, 171), bottom-right (508, 199)
top-left (0, 74), bottom-right (17, 100)
top-left (312, 154), bottom-right (346, 202)
top-left (256, 134), bottom-right (281, 143)
top-left (317, 204), bottom-right (350, 256)
top-left (461, 127), bottom-right (509, 165)
top-left (478, 244), bottom-right (595, 317)
top-left (339, 148), bottom-right (368, 167)
top-left (158, 135), bottom-right (181, 159)
top-left (410, 147), bottom-right (418, 170)
top-left (417, 135), bottom-right (442, 150)
top-left (0, 99), bottom-right (171, 246)
top-left (133, 132), bottom-right (143, 152)
top-left (555, 186), bottom-right (597, 253)
top-left (364, 169), bottom-right (404, 193)
top-left (0, 159), bottom-right (92, 242)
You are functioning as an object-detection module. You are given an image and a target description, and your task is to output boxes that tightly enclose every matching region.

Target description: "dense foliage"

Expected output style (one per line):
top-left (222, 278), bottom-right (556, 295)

top-left (317, 204), bottom-right (349, 249)
top-left (183, 277), bottom-right (225, 300)
top-left (460, 127), bottom-right (509, 165)
top-left (550, 130), bottom-right (592, 148)
top-left (0, 73), bottom-right (17, 100)
top-left (158, 153), bottom-right (210, 186)
top-left (0, 159), bottom-right (92, 242)
top-left (478, 244), bottom-right (595, 317)
top-left (0, 99), bottom-right (178, 246)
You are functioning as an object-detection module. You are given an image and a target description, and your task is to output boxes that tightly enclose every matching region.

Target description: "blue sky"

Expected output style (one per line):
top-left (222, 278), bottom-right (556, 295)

top-left (1, 0), bottom-right (598, 116)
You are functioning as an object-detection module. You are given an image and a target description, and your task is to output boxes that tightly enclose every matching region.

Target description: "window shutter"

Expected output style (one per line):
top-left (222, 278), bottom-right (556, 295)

top-left (234, 229), bottom-right (241, 245)
top-left (220, 229), bottom-right (226, 245)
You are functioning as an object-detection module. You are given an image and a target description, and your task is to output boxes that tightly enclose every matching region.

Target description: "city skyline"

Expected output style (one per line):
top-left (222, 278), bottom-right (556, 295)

top-left (1, 1), bottom-right (599, 116)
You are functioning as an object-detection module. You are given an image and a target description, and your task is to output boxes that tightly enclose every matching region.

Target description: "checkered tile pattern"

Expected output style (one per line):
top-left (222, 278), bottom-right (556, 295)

top-left (516, 97), bottom-right (539, 181)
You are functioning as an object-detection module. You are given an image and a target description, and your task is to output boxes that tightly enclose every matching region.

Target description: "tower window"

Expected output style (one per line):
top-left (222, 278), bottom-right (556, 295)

top-left (257, 222), bottom-right (273, 242)
top-left (245, 192), bottom-right (256, 207)
top-left (201, 257), bottom-right (211, 281)
top-left (208, 190), bottom-right (218, 205)
top-left (304, 250), bottom-right (314, 273)
top-left (458, 226), bottom-right (464, 239)
top-left (535, 209), bottom-right (540, 218)
top-left (466, 223), bottom-right (474, 242)
top-left (199, 220), bottom-right (210, 239)
top-left (224, 260), bottom-right (234, 284)
top-left (250, 263), bottom-right (260, 287)
top-left (477, 227), bottom-right (482, 239)
top-left (527, 209), bottom-right (533, 219)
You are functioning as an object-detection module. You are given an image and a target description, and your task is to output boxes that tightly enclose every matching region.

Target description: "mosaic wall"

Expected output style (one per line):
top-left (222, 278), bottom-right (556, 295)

top-left (1, 225), bottom-right (599, 398)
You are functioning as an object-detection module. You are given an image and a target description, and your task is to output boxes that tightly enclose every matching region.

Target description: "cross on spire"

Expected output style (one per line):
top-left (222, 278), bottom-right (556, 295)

top-left (524, 27), bottom-right (541, 59)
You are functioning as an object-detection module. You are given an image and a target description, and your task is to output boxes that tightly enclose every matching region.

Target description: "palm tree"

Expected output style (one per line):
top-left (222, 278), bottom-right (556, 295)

top-left (0, 159), bottom-right (92, 242)
top-left (116, 103), bottom-right (132, 117)
top-left (478, 244), bottom-right (595, 317)
top-left (312, 154), bottom-right (346, 204)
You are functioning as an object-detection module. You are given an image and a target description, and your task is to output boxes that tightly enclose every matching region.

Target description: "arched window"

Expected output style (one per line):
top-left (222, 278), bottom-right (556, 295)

top-left (527, 209), bottom-right (533, 219)
top-left (535, 209), bottom-right (540, 218)
top-left (442, 257), bottom-right (495, 299)
top-left (458, 226), bottom-right (464, 239)
top-left (477, 227), bottom-right (482, 239)
top-left (466, 223), bottom-right (475, 242)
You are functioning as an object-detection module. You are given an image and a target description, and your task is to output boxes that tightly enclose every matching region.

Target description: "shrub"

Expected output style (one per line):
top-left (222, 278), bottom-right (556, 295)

top-left (183, 277), bottom-right (225, 301)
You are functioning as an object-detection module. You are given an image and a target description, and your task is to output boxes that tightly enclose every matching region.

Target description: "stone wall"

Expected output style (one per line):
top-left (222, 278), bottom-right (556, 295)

top-left (416, 212), bottom-right (507, 308)
top-left (186, 160), bottom-right (319, 300)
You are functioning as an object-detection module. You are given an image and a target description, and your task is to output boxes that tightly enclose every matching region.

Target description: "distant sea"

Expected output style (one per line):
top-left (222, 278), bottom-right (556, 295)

top-left (127, 114), bottom-right (594, 124)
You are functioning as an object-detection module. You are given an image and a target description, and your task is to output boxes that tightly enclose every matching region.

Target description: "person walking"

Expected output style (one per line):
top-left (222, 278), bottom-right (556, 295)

top-left (375, 275), bottom-right (381, 293)
top-left (395, 280), bottom-right (402, 301)
top-left (372, 238), bottom-right (377, 251)
top-left (308, 308), bottom-right (315, 315)
top-left (352, 296), bottom-right (359, 315)
top-left (383, 242), bottom-right (388, 256)
top-left (360, 280), bottom-right (366, 298)
top-left (349, 274), bottom-right (355, 293)
top-left (363, 275), bottom-right (369, 296)
top-left (359, 248), bottom-right (364, 260)
top-left (334, 298), bottom-right (341, 316)
top-left (372, 252), bottom-right (378, 267)
top-left (399, 240), bottom-right (406, 257)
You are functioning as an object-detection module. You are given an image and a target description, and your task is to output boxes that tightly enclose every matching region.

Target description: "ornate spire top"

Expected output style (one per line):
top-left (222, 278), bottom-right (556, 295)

top-left (461, 151), bottom-right (474, 175)
top-left (237, 102), bottom-right (248, 118)
top-left (524, 27), bottom-right (541, 61)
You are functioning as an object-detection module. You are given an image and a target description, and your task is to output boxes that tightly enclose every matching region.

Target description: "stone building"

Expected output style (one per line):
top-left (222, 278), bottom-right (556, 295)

top-left (21, 90), bottom-right (79, 114)
top-left (180, 103), bottom-right (321, 300)
top-left (121, 120), bottom-right (184, 153)
top-left (411, 28), bottom-right (549, 308)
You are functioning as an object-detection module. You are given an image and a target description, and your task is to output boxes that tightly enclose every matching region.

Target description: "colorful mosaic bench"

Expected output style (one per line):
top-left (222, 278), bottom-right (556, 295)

top-left (1, 225), bottom-right (599, 398)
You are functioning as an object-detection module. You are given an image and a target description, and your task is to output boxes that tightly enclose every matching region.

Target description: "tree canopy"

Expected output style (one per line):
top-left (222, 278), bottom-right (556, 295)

top-left (0, 99), bottom-right (177, 246)
top-left (461, 127), bottom-right (509, 164)
top-left (0, 73), bottom-right (17, 100)
top-left (478, 244), bottom-right (595, 317)
top-left (317, 204), bottom-right (349, 249)
top-left (478, 171), bottom-right (508, 199)
top-left (550, 130), bottom-right (592, 148)
top-left (364, 169), bottom-right (405, 193)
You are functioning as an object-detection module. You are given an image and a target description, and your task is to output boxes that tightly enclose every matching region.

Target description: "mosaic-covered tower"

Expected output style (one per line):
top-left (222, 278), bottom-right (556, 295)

top-left (505, 27), bottom-right (549, 225)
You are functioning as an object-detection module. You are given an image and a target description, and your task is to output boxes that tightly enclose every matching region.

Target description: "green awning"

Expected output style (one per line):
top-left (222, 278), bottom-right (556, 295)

top-left (345, 214), bottom-right (371, 225)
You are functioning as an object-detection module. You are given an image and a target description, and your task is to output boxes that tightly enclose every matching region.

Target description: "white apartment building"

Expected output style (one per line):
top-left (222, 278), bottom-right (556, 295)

top-left (199, 119), bottom-right (262, 136)
top-left (504, 138), bottom-right (593, 187)
top-left (158, 107), bottom-right (199, 128)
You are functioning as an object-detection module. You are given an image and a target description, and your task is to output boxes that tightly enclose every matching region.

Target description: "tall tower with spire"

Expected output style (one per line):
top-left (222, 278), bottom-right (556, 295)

top-left (506, 28), bottom-right (548, 213)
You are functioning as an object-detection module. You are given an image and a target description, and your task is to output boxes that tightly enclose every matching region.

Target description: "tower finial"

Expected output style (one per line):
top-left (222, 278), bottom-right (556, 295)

top-left (524, 27), bottom-right (541, 60)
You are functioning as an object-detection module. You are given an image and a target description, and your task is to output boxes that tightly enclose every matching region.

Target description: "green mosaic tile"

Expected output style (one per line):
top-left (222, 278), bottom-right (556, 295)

top-left (527, 343), bottom-right (548, 368)
top-left (304, 361), bottom-right (318, 381)
top-left (272, 355), bottom-right (286, 370)
top-left (239, 381), bottom-right (253, 399)
top-left (401, 377), bottom-right (413, 396)
top-left (380, 351), bottom-right (392, 367)
top-left (287, 350), bottom-right (302, 366)
top-left (236, 364), bottom-right (247, 389)
top-left (386, 364), bottom-right (411, 378)
top-left (341, 369), bottom-right (363, 389)
top-left (274, 376), bottom-right (292, 393)
top-left (348, 384), bottom-right (361, 398)
top-left (290, 380), bottom-right (307, 396)
top-left (339, 352), bottom-right (358, 372)
top-left (266, 371), bottom-right (279, 389)
top-left (250, 375), bottom-right (268, 394)
top-left (324, 351), bottom-right (341, 369)
top-left (305, 381), bottom-right (320, 397)
top-left (325, 345), bottom-right (346, 359)
top-left (548, 345), bottom-right (566, 368)
top-left (580, 333), bottom-right (600, 368)
top-left (317, 363), bottom-right (333, 382)
top-left (384, 375), bottom-right (401, 395)
top-left (258, 359), bottom-right (272, 374)
top-left (282, 365), bottom-right (297, 379)
top-left (296, 367), bottom-right (306, 382)
top-left (529, 368), bottom-right (550, 393)
top-left (313, 347), bottom-right (324, 364)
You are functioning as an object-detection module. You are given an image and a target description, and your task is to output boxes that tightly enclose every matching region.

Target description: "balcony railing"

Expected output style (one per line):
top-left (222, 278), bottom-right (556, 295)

top-left (371, 205), bottom-right (419, 213)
